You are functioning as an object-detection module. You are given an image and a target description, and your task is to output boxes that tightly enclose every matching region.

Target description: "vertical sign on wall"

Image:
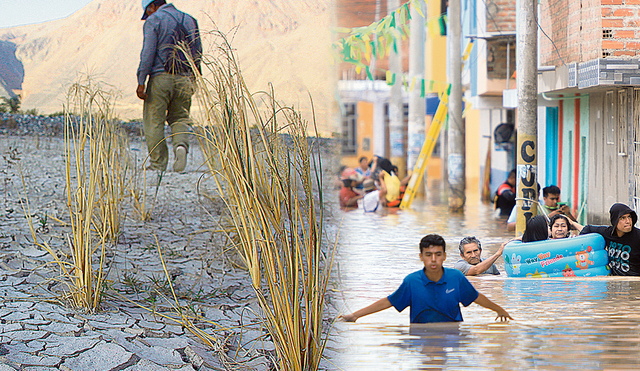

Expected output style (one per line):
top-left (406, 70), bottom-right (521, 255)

top-left (516, 134), bottom-right (538, 234)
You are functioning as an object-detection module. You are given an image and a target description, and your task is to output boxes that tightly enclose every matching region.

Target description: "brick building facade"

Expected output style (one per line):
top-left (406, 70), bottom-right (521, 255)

top-left (486, 0), bottom-right (516, 33)
top-left (539, 0), bottom-right (637, 65)
top-left (537, 0), bottom-right (640, 222)
top-left (601, 0), bottom-right (640, 57)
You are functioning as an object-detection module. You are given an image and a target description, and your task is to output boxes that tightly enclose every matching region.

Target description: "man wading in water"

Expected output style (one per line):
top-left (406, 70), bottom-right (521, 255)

top-left (341, 234), bottom-right (512, 323)
top-left (454, 236), bottom-right (503, 276)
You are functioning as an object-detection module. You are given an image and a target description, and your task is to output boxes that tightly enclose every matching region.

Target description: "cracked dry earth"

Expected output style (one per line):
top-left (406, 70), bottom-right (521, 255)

top-left (0, 135), bottom-right (342, 370)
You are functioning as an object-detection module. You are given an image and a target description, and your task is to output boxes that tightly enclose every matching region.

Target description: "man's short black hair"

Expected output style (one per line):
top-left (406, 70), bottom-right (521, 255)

top-left (543, 185), bottom-right (561, 198)
top-left (358, 156), bottom-right (368, 163)
top-left (420, 234), bottom-right (446, 253)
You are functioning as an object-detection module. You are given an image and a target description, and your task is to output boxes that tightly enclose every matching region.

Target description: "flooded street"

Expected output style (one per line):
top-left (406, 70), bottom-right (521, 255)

top-left (334, 191), bottom-right (640, 370)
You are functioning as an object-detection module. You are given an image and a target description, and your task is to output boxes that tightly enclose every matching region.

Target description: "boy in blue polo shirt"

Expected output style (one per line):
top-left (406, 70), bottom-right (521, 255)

top-left (341, 234), bottom-right (512, 323)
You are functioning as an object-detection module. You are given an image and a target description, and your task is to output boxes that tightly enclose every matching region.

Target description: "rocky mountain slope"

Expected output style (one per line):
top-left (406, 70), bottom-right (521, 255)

top-left (0, 0), bottom-right (336, 134)
top-left (0, 40), bottom-right (23, 99)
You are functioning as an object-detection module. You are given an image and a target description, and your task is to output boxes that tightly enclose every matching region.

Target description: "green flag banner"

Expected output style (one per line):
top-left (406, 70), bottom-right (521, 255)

top-left (332, 0), bottom-right (447, 70)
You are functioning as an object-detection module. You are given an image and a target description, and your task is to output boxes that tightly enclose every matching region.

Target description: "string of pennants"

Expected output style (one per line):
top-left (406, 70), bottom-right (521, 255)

top-left (332, 0), bottom-right (449, 97)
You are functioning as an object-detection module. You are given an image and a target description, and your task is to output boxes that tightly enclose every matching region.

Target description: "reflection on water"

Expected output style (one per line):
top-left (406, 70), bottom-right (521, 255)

top-left (335, 195), bottom-right (640, 370)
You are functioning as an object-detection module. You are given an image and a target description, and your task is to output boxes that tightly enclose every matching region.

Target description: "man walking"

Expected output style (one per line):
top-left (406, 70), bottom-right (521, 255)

top-left (136, 0), bottom-right (202, 172)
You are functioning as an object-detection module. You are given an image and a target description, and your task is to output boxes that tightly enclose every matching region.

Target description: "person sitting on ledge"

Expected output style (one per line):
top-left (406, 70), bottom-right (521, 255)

top-left (541, 185), bottom-right (577, 221)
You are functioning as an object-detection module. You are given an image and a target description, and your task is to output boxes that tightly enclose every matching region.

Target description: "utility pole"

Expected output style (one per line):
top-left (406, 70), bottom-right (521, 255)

top-left (388, 0), bottom-right (406, 176)
top-left (372, 0), bottom-right (386, 157)
top-left (447, 0), bottom-right (465, 211)
top-left (408, 0), bottom-right (426, 176)
top-left (515, 0), bottom-right (539, 235)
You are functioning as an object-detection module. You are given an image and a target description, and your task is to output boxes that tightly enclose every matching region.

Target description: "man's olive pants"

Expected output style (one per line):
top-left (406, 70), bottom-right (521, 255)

top-left (143, 73), bottom-right (194, 171)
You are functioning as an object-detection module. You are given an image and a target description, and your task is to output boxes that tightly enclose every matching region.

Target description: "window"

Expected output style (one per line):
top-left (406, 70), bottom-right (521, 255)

top-left (619, 90), bottom-right (628, 156)
top-left (633, 89), bottom-right (640, 210)
top-left (605, 91), bottom-right (615, 145)
top-left (341, 103), bottom-right (357, 155)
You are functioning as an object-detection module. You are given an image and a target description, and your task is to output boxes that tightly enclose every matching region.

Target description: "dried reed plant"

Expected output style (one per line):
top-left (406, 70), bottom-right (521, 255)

top-left (24, 78), bottom-right (127, 311)
top-left (94, 114), bottom-right (129, 242)
top-left (191, 34), bottom-right (333, 370)
top-left (129, 163), bottom-right (158, 221)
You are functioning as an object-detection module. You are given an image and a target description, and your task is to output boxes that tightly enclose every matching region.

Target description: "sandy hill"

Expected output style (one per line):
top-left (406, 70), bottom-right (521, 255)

top-left (0, 0), bottom-right (336, 135)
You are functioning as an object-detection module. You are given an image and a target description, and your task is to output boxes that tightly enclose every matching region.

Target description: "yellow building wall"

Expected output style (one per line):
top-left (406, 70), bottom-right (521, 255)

top-left (425, 1), bottom-right (447, 94)
top-left (423, 1), bottom-right (446, 182)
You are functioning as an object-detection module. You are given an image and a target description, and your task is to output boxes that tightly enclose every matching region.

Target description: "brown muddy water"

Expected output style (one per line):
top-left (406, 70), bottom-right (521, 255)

top-left (334, 192), bottom-right (640, 370)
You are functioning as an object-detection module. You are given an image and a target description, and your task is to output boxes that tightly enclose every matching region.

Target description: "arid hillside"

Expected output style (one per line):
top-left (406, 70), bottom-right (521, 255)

top-left (0, 0), bottom-right (337, 134)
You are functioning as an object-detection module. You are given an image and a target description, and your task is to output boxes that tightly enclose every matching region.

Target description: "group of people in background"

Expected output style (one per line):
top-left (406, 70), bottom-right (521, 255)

top-left (340, 199), bottom-right (640, 326)
top-left (338, 166), bottom-right (640, 327)
top-left (494, 171), bottom-right (584, 238)
top-left (494, 170), bottom-right (640, 276)
top-left (337, 156), bottom-right (410, 211)
top-left (341, 234), bottom-right (512, 324)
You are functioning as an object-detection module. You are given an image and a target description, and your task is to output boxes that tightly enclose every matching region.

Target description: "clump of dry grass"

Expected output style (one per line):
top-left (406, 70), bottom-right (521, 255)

top-left (23, 78), bottom-right (128, 311)
top-left (129, 164), bottom-right (159, 222)
top-left (191, 33), bottom-right (333, 370)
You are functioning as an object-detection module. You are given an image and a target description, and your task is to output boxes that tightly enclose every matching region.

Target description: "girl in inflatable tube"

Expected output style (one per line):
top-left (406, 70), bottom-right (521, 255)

top-left (505, 215), bottom-right (608, 277)
top-left (521, 215), bottom-right (549, 242)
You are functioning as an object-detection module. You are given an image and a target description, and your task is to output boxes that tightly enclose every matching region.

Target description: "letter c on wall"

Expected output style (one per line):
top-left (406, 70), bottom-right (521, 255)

top-left (521, 140), bottom-right (535, 163)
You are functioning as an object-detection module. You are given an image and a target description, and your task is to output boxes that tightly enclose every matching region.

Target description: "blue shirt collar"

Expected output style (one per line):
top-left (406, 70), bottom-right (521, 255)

top-left (421, 267), bottom-right (447, 285)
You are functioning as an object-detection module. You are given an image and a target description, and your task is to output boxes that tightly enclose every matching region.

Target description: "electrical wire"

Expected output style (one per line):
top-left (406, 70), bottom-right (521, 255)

top-left (478, 0), bottom-right (504, 36)
top-left (535, 2), bottom-right (567, 67)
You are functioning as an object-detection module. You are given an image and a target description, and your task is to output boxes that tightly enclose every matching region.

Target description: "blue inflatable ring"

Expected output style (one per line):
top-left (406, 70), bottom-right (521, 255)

top-left (503, 233), bottom-right (609, 278)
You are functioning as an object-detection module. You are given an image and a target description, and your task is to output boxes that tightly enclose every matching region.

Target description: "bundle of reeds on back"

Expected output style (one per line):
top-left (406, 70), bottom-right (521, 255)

top-left (191, 35), bottom-right (333, 370)
top-left (24, 79), bottom-right (128, 311)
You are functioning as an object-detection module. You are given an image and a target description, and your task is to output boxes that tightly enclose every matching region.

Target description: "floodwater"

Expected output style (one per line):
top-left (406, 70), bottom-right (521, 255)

top-left (335, 190), bottom-right (640, 370)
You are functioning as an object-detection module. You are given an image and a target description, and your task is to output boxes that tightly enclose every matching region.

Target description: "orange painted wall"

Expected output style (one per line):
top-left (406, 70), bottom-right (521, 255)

top-left (357, 101), bottom-right (374, 162)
